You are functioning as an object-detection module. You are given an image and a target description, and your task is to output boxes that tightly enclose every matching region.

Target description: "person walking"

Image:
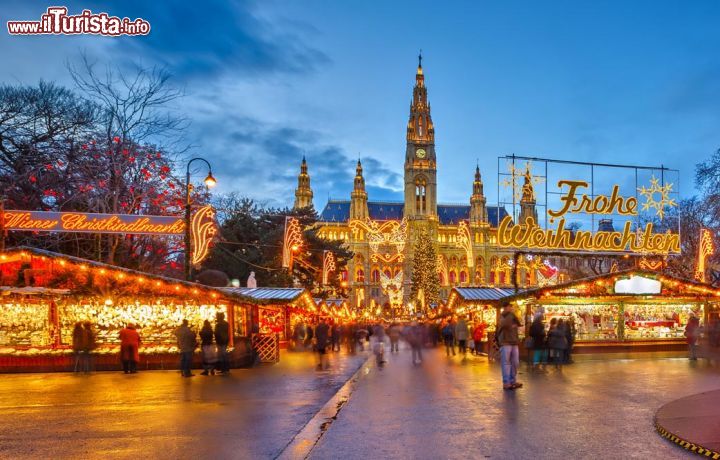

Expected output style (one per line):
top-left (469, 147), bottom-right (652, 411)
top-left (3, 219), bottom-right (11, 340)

top-left (407, 320), bottom-right (423, 365)
top-left (72, 322), bottom-right (85, 373)
top-left (199, 320), bottom-right (216, 375)
top-left (472, 321), bottom-right (486, 356)
top-left (685, 314), bottom-right (701, 360)
top-left (441, 321), bottom-right (456, 357)
top-left (175, 319), bottom-right (197, 377)
top-left (389, 322), bottom-right (401, 353)
top-left (331, 321), bottom-right (341, 352)
top-left (82, 322), bottom-right (96, 373)
top-left (528, 312), bottom-right (546, 370)
top-left (547, 318), bottom-right (568, 368)
top-left (496, 305), bottom-right (522, 390)
top-left (455, 317), bottom-right (469, 356)
top-left (315, 317), bottom-right (330, 370)
top-left (564, 318), bottom-right (576, 364)
top-left (119, 323), bottom-right (141, 374)
top-left (214, 312), bottom-right (230, 374)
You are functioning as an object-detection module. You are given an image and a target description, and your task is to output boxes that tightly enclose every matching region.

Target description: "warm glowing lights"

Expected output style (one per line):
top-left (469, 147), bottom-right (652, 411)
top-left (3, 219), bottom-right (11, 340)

top-left (498, 216), bottom-right (680, 254)
top-left (455, 221), bottom-right (474, 268)
top-left (695, 228), bottom-right (715, 283)
top-left (322, 250), bottom-right (336, 285)
top-left (349, 218), bottom-right (407, 263)
top-left (282, 217), bottom-right (303, 269)
top-left (190, 205), bottom-right (218, 266)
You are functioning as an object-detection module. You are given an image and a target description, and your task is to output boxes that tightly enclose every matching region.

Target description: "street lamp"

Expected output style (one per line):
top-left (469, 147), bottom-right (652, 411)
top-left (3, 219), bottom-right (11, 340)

top-left (185, 157), bottom-right (216, 281)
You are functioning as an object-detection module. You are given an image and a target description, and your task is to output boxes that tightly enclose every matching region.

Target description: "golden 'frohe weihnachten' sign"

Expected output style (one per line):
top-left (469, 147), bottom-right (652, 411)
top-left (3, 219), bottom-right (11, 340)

top-left (3, 211), bottom-right (185, 235)
top-left (498, 179), bottom-right (680, 254)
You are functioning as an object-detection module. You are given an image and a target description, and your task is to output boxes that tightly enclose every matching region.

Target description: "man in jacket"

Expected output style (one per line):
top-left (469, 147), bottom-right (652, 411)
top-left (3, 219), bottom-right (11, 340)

top-left (175, 319), bottom-right (197, 377)
top-left (496, 305), bottom-right (522, 390)
top-left (214, 312), bottom-right (230, 374)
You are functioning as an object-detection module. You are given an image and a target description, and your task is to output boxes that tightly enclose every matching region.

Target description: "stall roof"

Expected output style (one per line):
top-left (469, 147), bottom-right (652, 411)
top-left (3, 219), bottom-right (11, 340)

top-left (454, 287), bottom-right (521, 301)
top-left (448, 269), bottom-right (720, 311)
top-left (222, 287), bottom-right (304, 301)
top-left (503, 269), bottom-right (720, 303)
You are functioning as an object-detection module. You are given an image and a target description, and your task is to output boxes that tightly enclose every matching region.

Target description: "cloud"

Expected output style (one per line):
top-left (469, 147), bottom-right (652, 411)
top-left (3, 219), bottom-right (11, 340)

top-left (187, 114), bottom-right (402, 208)
top-left (101, 0), bottom-right (330, 79)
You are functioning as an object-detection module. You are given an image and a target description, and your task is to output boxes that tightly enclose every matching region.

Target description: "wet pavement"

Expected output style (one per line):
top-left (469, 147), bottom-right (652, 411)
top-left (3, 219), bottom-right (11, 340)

top-left (1, 347), bottom-right (717, 459)
top-left (0, 350), bottom-right (368, 459)
top-left (310, 347), bottom-right (720, 460)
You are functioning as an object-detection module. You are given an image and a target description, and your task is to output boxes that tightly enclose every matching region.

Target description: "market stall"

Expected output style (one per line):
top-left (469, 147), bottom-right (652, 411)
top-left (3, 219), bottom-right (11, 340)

top-left (0, 247), bottom-right (262, 372)
top-left (503, 270), bottom-right (720, 353)
top-left (220, 286), bottom-right (318, 350)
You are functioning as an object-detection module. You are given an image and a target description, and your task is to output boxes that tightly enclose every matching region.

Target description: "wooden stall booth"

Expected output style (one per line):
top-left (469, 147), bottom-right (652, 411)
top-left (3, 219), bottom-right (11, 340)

top-left (502, 270), bottom-right (720, 355)
top-left (0, 247), bottom-right (258, 372)
top-left (220, 287), bottom-right (318, 357)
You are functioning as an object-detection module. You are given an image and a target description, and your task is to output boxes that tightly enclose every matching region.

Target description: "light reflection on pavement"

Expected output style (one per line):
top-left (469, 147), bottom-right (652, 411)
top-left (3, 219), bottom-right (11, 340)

top-left (0, 351), bottom-right (368, 459)
top-left (310, 348), bottom-right (717, 460)
top-left (0, 347), bottom-right (714, 459)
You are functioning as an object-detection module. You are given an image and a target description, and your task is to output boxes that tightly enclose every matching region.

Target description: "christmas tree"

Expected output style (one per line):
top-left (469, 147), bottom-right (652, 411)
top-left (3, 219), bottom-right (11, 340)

top-left (410, 229), bottom-right (440, 313)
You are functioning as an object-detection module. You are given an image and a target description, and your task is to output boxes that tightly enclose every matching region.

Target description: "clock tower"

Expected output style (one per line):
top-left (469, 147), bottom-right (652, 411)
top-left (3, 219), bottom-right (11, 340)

top-left (404, 53), bottom-right (437, 220)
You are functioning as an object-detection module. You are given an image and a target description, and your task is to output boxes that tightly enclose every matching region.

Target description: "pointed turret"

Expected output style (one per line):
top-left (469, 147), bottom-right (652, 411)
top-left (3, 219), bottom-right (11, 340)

top-left (470, 165), bottom-right (488, 224)
top-left (518, 164), bottom-right (538, 224)
top-left (350, 159), bottom-right (369, 220)
top-left (293, 156), bottom-right (314, 209)
top-left (406, 52), bottom-right (434, 143)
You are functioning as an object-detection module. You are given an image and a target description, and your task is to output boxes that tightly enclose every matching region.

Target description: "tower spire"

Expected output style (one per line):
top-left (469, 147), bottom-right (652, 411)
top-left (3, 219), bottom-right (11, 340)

top-left (350, 157), bottom-right (368, 220)
top-left (470, 164), bottom-right (487, 224)
top-left (294, 156), bottom-right (313, 209)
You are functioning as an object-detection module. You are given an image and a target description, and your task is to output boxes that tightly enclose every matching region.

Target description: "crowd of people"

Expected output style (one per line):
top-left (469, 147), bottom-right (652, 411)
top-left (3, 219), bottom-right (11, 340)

top-left (291, 316), bottom-right (492, 368)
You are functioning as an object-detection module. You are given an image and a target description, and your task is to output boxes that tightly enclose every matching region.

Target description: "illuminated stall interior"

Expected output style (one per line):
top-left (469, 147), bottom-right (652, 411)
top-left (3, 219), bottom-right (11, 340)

top-left (220, 287), bottom-right (318, 346)
top-left (0, 247), bottom-right (319, 366)
top-left (448, 270), bottom-right (720, 352)
top-left (446, 287), bottom-right (519, 334)
top-left (507, 270), bottom-right (720, 349)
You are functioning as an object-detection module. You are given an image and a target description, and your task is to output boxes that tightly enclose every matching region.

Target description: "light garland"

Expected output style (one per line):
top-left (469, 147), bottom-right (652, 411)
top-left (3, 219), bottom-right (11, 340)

top-left (322, 250), bottom-right (336, 285)
top-left (349, 218), bottom-right (407, 263)
top-left (190, 205), bottom-right (218, 266)
top-left (455, 221), bottom-right (474, 268)
top-left (380, 270), bottom-right (404, 308)
top-left (695, 228), bottom-right (714, 283)
top-left (282, 217), bottom-right (303, 269)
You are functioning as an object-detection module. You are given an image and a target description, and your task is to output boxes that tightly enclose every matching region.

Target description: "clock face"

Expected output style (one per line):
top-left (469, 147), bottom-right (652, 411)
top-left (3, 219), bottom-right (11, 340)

top-left (416, 148), bottom-right (427, 159)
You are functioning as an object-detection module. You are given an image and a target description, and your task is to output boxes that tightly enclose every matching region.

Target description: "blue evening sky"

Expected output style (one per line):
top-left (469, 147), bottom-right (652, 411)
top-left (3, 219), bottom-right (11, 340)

top-left (2, 1), bottom-right (719, 209)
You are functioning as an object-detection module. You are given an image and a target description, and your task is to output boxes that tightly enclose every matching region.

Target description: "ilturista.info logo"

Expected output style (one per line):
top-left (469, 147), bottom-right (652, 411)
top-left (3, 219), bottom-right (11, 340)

top-left (7, 7), bottom-right (151, 36)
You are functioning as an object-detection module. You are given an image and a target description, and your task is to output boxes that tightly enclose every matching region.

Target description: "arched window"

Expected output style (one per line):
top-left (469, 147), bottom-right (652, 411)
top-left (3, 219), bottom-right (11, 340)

top-left (415, 177), bottom-right (427, 214)
top-left (341, 270), bottom-right (348, 281)
top-left (438, 272), bottom-right (445, 285)
top-left (371, 269), bottom-right (380, 283)
top-left (449, 271), bottom-right (457, 284)
top-left (356, 269), bottom-right (365, 282)
top-left (383, 269), bottom-right (392, 278)
top-left (459, 271), bottom-right (467, 284)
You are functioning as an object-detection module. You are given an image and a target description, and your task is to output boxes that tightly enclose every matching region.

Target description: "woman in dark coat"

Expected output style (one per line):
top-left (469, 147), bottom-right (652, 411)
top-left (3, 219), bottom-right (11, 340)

top-left (529, 313), bottom-right (546, 369)
top-left (547, 318), bottom-right (568, 368)
top-left (199, 320), bottom-right (216, 375)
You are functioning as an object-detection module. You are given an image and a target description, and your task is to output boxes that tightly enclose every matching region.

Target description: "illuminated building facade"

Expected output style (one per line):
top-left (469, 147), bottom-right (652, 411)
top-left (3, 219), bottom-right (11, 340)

top-left (293, 57), bottom-right (552, 310)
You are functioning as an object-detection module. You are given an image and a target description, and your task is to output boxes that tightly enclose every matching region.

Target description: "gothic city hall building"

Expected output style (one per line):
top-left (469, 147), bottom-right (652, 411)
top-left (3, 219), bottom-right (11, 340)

top-left (292, 58), bottom-right (547, 310)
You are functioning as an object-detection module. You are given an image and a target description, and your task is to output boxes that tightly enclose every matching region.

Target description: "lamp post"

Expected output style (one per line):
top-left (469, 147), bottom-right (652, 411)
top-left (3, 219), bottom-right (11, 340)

top-left (185, 157), bottom-right (217, 281)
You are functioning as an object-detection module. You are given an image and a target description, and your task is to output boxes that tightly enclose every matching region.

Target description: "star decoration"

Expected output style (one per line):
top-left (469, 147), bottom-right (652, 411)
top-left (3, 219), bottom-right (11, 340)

top-left (638, 176), bottom-right (677, 219)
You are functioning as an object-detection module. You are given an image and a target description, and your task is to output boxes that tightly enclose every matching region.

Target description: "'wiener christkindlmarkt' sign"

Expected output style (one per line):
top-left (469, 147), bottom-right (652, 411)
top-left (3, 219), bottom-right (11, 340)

top-left (496, 157), bottom-right (680, 255)
top-left (2, 210), bottom-right (185, 235)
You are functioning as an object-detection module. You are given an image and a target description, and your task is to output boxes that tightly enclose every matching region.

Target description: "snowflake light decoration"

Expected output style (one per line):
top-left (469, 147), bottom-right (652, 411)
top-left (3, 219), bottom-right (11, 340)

top-left (500, 161), bottom-right (544, 202)
top-left (637, 176), bottom-right (677, 219)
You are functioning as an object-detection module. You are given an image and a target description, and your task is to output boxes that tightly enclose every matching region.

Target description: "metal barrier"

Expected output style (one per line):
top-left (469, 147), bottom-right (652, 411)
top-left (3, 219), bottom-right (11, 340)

top-left (253, 334), bottom-right (279, 363)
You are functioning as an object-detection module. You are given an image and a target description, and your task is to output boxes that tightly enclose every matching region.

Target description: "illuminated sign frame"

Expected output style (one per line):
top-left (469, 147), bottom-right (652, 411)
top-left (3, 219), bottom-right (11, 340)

top-left (496, 156), bottom-right (680, 255)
